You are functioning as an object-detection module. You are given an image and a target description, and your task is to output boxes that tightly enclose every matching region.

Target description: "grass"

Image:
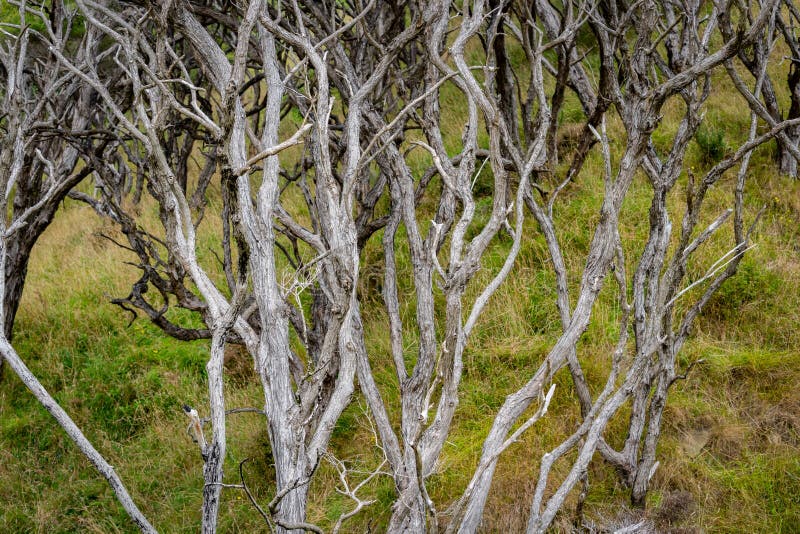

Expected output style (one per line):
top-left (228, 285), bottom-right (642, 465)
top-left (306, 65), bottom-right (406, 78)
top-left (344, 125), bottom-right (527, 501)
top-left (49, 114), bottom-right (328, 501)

top-left (2, 37), bottom-right (800, 534)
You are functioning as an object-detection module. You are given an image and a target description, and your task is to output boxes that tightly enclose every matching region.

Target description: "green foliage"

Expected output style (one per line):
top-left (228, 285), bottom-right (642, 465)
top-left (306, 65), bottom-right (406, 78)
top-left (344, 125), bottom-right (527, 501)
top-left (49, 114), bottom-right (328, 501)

top-left (695, 122), bottom-right (728, 164)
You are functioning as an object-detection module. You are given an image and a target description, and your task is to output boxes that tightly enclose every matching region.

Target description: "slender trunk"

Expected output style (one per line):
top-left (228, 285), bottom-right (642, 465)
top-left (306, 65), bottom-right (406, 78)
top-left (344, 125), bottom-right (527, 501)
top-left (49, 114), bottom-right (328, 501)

top-left (201, 438), bottom-right (225, 533)
top-left (631, 356), bottom-right (672, 507)
top-left (621, 379), bottom-right (650, 483)
top-left (201, 331), bottom-right (227, 533)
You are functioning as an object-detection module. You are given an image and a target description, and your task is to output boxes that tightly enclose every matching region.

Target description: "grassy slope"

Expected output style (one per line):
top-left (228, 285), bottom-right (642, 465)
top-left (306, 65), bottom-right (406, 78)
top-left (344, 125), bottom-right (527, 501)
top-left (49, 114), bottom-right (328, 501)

top-left (1, 60), bottom-right (800, 534)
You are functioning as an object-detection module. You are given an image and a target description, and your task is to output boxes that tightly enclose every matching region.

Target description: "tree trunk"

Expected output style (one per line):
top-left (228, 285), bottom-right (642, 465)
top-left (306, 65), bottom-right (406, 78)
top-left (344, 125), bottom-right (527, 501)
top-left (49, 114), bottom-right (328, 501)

top-left (2, 241), bottom-right (30, 342)
top-left (387, 483), bottom-right (427, 533)
top-left (271, 433), bottom-right (311, 534)
top-left (779, 62), bottom-right (800, 177)
top-left (277, 484), bottom-right (310, 534)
